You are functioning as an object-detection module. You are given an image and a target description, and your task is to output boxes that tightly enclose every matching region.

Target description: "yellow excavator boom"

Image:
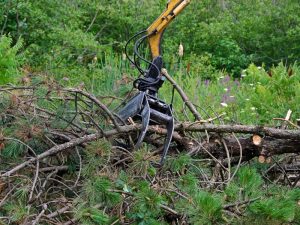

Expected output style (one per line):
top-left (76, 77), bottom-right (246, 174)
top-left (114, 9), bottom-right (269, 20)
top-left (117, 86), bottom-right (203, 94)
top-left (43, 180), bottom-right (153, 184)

top-left (118, 0), bottom-right (192, 165)
top-left (147, 0), bottom-right (191, 58)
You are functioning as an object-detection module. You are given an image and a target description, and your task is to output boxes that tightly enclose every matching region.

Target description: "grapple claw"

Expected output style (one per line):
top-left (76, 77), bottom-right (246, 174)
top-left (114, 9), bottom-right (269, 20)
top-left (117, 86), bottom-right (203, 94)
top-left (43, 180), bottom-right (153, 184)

top-left (118, 91), bottom-right (174, 165)
top-left (135, 98), bottom-right (150, 149)
top-left (160, 115), bottom-right (174, 165)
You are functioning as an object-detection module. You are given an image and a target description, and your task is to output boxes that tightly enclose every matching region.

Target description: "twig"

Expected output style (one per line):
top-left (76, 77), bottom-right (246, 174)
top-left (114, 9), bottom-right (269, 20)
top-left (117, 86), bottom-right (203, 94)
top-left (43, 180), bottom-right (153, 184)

top-left (35, 169), bottom-right (60, 200)
top-left (0, 185), bottom-right (18, 208)
top-left (39, 166), bottom-right (68, 172)
top-left (229, 133), bottom-right (243, 183)
top-left (271, 156), bottom-right (293, 186)
top-left (187, 113), bottom-right (226, 126)
top-left (273, 118), bottom-right (299, 129)
top-left (280, 109), bottom-right (292, 129)
top-left (29, 159), bottom-right (39, 202)
top-left (2, 123), bottom-right (300, 177)
top-left (46, 205), bottom-right (72, 219)
top-left (162, 68), bottom-right (202, 121)
top-left (64, 88), bottom-right (121, 131)
top-left (3, 137), bottom-right (39, 202)
top-left (160, 204), bottom-right (179, 215)
top-left (223, 197), bottom-right (261, 209)
top-left (73, 147), bottom-right (82, 188)
top-left (85, 8), bottom-right (99, 32)
top-left (32, 204), bottom-right (47, 225)
top-left (1, 125), bottom-right (138, 177)
top-left (221, 138), bottom-right (231, 182)
top-left (196, 140), bottom-right (228, 172)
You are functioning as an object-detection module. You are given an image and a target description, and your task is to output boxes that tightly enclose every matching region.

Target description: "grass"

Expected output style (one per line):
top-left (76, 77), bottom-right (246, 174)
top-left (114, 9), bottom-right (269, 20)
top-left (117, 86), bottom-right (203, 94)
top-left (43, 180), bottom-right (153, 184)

top-left (53, 51), bottom-right (300, 126)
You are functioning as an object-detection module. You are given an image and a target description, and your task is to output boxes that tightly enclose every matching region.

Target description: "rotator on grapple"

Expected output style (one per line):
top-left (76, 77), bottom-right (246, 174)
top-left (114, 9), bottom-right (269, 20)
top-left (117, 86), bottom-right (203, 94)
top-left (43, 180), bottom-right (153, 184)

top-left (118, 0), bottom-right (191, 165)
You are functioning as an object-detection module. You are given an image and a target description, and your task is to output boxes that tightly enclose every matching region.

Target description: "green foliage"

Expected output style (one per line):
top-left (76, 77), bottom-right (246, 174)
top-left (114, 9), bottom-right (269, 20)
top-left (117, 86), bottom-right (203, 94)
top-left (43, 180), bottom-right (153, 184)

top-left (128, 181), bottom-right (165, 225)
top-left (240, 63), bottom-right (300, 123)
top-left (163, 62), bottom-right (300, 125)
top-left (2, 0), bottom-right (299, 78)
top-left (1, 140), bottom-right (25, 158)
top-left (179, 191), bottom-right (223, 225)
top-left (166, 153), bottom-right (192, 173)
top-left (234, 186), bottom-right (300, 224)
top-left (1, 1), bottom-right (300, 224)
top-left (0, 35), bottom-right (23, 84)
top-left (287, 188), bottom-right (300, 202)
top-left (84, 177), bottom-right (121, 207)
top-left (128, 148), bottom-right (157, 177)
top-left (211, 38), bottom-right (249, 77)
top-left (225, 166), bottom-right (263, 201)
top-left (82, 140), bottom-right (112, 177)
top-left (3, 201), bottom-right (28, 223)
top-left (75, 205), bottom-right (109, 225)
top-left (178, 172), bottom-right (199, 195)
top-left (174, 0), bottom-right (300, 70)
top-left (249, 198), bottom-right (295, 223)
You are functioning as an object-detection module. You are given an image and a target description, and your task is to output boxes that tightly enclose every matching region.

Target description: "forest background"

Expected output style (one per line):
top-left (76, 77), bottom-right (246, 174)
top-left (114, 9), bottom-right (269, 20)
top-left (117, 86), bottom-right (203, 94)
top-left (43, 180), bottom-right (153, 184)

top-left (0, 0), bottom-right (300, 224)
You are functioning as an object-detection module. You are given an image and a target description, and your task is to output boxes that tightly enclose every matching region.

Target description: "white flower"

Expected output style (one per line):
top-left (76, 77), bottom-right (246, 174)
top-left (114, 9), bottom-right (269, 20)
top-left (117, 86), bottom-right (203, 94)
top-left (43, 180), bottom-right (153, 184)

top-left (241, 74), bottom-right (247, 77)
top-left (178, 43), bottom-right (184, 57)
top-left (224, 88), bottom-right (228, 92)
top-left (92, 56), bottom-right (98, 63)
top-left (230, 95), bottom-right (235, 98)
top-left (122, 53), bottom-right (127, 61)
top-left (77, 55), bottom-right (83, 63)
top-left (251, 107), bottom-right (256, 111)
top-left (246, 98), bottom-right (250, 101)
top-left (249, 83), bottom-right (254, 86)
top-left (257, 66), bottom-right (262, 70)
top-left (220, 102), bottom-right (228, 107)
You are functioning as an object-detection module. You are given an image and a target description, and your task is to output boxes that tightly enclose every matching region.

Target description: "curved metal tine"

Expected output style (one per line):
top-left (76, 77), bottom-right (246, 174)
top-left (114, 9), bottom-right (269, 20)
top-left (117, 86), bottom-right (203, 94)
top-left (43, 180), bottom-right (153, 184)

top-left (135, 98), bottom-right (151, 149)
top-left (118, 92), bottom-right (145, 121)
top-left (160, 110), bottom-right (174, 165)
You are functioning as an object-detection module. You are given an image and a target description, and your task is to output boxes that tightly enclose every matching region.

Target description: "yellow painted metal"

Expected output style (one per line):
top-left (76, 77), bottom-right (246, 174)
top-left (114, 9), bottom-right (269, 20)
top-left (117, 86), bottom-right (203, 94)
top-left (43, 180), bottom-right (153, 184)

top-left (147, 0), bottom-right (191, 58)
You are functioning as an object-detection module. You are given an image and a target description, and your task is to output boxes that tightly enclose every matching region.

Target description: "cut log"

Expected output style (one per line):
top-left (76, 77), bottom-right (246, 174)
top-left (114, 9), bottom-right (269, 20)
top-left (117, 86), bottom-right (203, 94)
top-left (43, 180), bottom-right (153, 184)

top-left (196, 136), bottom-right (300, 161)
top-left (252, 135), bottom-right (262, 146)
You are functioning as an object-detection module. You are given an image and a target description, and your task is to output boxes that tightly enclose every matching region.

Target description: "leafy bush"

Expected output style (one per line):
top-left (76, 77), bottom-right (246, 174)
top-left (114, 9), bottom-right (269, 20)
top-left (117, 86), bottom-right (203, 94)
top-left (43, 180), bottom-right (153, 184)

top-left (180, 191), bottom-right (223, 225)
top-left (249, 198), bottom-right (296, 223)
top-left (2, 0), bottom-right (300, 75)
top-left (75, 205), bottom-right (109, 225)
top-left (240, 63), bottom-right (300, 123)
top-left (128, 181), bottom-right (165, 225)
top-left (225, 167), bottom-right (263, 201)
top-left (0, 35), bottom-right (23, 84)
top-left (83, 177), bottom-right (121, 207)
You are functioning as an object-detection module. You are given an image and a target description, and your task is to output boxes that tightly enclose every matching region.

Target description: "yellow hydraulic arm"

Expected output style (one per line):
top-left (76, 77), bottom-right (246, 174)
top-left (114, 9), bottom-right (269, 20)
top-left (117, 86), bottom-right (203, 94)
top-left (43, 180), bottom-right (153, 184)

top-left (147, 0), bottom-right (191, 58)
top-left (118, 0), bottom-right (192, 165)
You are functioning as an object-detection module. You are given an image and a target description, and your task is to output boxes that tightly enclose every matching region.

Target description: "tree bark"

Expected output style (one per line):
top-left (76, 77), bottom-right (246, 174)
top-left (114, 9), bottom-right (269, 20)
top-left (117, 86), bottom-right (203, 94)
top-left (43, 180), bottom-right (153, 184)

top-left (198, 136), bottom-right (300, 160)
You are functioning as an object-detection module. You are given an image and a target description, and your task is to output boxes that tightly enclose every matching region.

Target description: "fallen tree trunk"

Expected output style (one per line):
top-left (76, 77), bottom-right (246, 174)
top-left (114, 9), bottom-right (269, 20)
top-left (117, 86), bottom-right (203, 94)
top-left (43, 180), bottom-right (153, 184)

top-left (174, 123), bottom-right (300, 140)
top-left (2, 123), bottom-right (299, 177)
top-left (1, 84), bottom-right (300, 225)
top-left (199, 136), bottom-right (300, 159)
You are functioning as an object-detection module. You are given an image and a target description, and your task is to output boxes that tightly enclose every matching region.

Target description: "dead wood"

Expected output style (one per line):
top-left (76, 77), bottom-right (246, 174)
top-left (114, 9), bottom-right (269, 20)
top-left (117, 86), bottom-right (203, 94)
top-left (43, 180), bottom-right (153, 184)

top-left (174, 123), bottom-right (300, 140)
top-left (1, 84), bottom-right (300, 225)
top-left (198, 136), bottom-right (300, 160)
top-left (2, 122), bottom-right (299, 177)
top-left (162, 68), bottom-right (202, 120)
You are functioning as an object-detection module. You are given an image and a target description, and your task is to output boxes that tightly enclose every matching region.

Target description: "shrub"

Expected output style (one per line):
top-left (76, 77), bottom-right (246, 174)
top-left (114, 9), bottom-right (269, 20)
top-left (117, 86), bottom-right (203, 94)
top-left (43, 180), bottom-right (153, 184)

top-left (0, 35), bottom-right (23, 84)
